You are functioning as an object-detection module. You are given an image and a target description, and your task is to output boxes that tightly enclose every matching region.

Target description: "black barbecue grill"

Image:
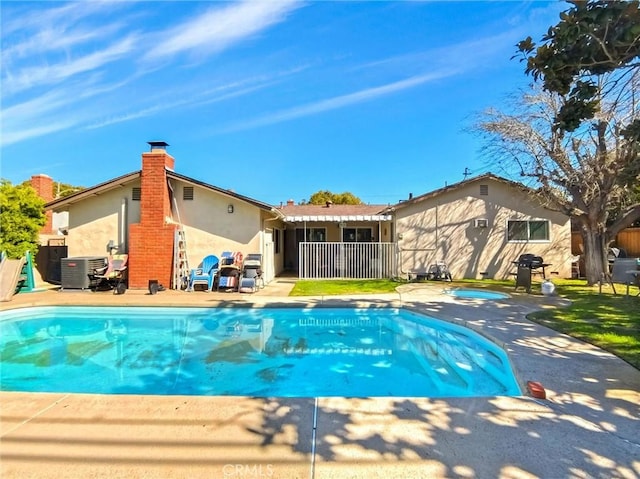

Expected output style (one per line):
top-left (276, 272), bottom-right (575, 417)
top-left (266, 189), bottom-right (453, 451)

top-left (517, 254), bottom-right (544, 270)
top-left (513, 254), bottom-right (551, 293)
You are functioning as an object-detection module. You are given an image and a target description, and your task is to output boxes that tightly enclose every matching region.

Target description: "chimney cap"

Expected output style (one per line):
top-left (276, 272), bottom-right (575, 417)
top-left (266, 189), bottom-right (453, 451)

top-left (148, 141), bottom-right (169, 151)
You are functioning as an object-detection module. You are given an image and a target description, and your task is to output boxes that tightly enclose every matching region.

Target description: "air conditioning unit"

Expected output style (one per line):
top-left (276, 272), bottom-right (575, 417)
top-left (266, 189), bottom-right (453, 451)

top-left (474, 218), bottom-right (489, 228)
top-left (61, 256), bottom-right (107, 290)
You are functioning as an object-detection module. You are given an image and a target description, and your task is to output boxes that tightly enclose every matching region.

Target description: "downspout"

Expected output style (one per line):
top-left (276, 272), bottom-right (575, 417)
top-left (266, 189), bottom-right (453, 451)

top-left (435, 202), bottom-right (439, 258)
top-left (120, 197), bottom-right (128, 252)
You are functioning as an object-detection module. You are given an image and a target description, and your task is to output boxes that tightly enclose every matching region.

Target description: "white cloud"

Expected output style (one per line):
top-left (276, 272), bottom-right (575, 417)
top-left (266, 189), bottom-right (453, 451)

top-left (3, 89), bottom-right (70, 119)
top-left (144, 0), bottom-right (301, 61)
top-left (221, 69), bottom-right (458, 132)
top-left (2, 122), bottom-right (77, 147)
top-left (354, 29), bottom-right (523, 78)
top-left (1, 1), bottom-right (304, 145)
top-left (85, 65), bottom-right (309, 129)
top-left (1, 74), bottom-right (137, 147)
top-left (3, 36), bottom-right (138, 94)
top-left (1, 1), bottom-right (120, 37)
top-left (2, 22), bottom-right (129, 65)
top-left (1, 89), bottom-right (80, 146)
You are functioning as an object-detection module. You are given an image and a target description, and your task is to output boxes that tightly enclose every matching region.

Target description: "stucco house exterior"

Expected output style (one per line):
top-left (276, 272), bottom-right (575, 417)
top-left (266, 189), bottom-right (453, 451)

top-left (44, 142), bottom-right (286, 289)
top-left (41, 143), bottom-right (571, 287)
top-left (386, 173), bottom-right (572, 279)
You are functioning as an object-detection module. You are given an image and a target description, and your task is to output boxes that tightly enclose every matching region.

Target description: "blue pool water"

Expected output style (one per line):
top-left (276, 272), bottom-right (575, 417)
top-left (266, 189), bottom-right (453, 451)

top-left (444, 288), bottom-right (511, 300)
top-left (0, 307), bottom-right (520, 398)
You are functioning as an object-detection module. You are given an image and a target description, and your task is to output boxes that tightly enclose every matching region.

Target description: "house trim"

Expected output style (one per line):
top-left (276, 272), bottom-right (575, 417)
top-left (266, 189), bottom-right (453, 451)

top-left (284, 214), bottom-right (392, 222)
top-left (385, 173), bottom-right (537, 212)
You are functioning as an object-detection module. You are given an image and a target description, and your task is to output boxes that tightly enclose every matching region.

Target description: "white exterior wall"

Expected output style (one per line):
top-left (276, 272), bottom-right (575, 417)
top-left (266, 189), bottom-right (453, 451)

top-left (395, 180), bottom-right (572, 279)
top-left (169, 180), bottom-right (284, 280)
top-left (66, 180), bottom-right (141, 257)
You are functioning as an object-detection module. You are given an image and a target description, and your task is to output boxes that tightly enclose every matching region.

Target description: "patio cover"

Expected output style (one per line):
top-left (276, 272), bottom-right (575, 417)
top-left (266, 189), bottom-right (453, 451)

top-left (284, 214), bottom-right (392, 222)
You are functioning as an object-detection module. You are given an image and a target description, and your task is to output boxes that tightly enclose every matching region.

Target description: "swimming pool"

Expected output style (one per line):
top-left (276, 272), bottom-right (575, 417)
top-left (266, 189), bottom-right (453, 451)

top-left (444, 288), bottom-right (511, 300)
top-left (0, 307), bottom-right (520, 398)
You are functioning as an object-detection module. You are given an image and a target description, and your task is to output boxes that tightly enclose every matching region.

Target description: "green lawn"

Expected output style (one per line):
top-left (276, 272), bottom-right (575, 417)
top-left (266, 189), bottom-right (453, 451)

top-left (289, 278), bottom-right (640, 369)
top-left (290, 278), bottom-right (402, 296)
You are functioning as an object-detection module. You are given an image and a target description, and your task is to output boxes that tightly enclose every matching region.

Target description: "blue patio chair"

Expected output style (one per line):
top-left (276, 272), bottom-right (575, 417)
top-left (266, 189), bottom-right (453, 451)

top-left (187, 255), bottom-right (219, 292)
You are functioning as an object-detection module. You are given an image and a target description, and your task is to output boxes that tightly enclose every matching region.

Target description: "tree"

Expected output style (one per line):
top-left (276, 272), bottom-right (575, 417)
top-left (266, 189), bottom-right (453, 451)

top-left (54, 181), bottom-right (85, 198)
top-left (0, 179), bottom-right (46, 259)
top-left (477, 0), bottom-right (640, 284)
top-left (306, 190), bottom-right (363, 205)
top-left (516, 0), bottom-right (640, 131)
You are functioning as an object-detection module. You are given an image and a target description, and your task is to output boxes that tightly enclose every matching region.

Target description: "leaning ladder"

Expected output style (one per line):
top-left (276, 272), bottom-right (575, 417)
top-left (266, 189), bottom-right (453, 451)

top-left (173, 228), bottom-right (190, 290)
top-left (169, 180), bottom-right (190, 290)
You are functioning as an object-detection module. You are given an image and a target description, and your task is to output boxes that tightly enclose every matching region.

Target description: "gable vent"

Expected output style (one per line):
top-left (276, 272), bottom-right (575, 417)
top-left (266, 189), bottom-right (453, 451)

top-left (183, 186), bottom-right (194, 201)
top-left (479, 184), bottom-right (489, 196)
top-left (132, 187), bottom-right (141, 201)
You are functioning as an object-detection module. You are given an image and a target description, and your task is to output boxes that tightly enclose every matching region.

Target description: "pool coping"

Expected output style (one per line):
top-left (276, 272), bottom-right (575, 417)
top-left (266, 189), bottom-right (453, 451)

top-left (1, 282), bottom-right (639, 478)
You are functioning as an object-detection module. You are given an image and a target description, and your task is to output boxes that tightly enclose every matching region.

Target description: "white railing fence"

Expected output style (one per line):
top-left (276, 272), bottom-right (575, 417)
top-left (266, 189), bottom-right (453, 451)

top-left (298, 242), bottom-right (397, 279)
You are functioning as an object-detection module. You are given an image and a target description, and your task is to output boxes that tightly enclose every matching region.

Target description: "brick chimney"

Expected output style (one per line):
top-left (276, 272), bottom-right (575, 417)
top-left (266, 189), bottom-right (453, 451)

top-left (30, 174), bottom-right (54, 234)
top-left (128, 141), bottom-right (177, 289)
top-left (287, 199), bottom-right (294, 206)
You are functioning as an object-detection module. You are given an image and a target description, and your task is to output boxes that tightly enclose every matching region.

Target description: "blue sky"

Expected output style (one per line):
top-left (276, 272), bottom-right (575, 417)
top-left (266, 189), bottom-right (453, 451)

top-left (1, 1), bottom-right (566, 206)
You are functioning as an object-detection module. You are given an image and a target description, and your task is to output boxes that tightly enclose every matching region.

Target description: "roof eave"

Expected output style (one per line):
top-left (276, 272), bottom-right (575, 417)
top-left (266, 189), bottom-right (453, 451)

top-left (284, 214), bottom-right (392, 222)
top-left (45, 171), bottom-right (141, 211)
top-left (167, 171), bottom-right (278, 213)
top-left (390, 173), bottom-right (534, 211)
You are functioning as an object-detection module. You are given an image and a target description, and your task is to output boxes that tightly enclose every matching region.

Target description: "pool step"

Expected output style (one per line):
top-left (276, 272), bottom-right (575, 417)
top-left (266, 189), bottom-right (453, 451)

top-left (282, 346), bottom-right (392, 355)
top-left (298, 318), bottom-right (379, 327)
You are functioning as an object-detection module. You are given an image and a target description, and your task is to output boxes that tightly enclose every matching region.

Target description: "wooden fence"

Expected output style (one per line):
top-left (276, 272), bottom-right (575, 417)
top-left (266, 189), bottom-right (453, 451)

top-left (572, 227), bottom-right (640, 257)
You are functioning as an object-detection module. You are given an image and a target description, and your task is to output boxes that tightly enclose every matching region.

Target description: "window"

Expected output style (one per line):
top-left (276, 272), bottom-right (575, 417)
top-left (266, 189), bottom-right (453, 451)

top-left (296, 227), bottom-right (326, 242)
top-left (183, 186), bottom-right (194, 201)
top-left (507, 220), bottom-right (550, 241)
top-left (343, 228), bottom-right (373, 242)
top-left (132, 187), bottom-right (141, 201)
top-left (274, 229), bottom-right (280, 254)
top-left (308, 228), bottom-right (326, 242)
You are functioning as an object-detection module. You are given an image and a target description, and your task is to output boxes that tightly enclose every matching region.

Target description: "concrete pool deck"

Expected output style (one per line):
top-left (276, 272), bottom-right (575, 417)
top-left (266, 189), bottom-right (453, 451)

top-left (1, 281), bottom-right (638, 478)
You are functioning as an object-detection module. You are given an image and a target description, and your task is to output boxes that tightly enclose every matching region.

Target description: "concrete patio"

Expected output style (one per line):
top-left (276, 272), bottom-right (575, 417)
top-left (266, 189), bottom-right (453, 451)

top-left (1, 281), bottom-right (638, 478)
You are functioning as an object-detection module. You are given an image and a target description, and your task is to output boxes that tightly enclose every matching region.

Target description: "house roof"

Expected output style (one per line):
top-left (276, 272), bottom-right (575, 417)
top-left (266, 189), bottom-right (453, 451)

top-left (45, 169), bottom-right (283, 218)
top-left (384, 172), bottom-right (534, 212)
top-left (278, 203), bottom-right (392, 222)
top-left (45, 171), bottom-right (141, 210)
top-left (43, 169), bottom-right (536, 221)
